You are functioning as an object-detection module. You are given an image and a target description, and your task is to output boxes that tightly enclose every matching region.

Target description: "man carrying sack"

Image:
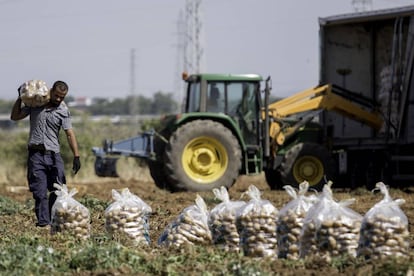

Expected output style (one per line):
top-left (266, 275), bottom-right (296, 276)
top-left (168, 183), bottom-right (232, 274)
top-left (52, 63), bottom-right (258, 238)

top-left (10, 80), bottom-right (81, 228)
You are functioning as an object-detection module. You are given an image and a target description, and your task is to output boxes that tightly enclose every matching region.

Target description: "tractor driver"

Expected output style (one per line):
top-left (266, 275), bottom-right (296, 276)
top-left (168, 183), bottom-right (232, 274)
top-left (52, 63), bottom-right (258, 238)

top-left (208, 83), bottom-right (220, 111)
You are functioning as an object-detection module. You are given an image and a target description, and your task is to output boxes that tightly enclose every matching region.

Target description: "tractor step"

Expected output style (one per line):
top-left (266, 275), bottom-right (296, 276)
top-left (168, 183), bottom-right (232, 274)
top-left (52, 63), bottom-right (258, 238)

top-left (245, 145), bottom-right (262, 174)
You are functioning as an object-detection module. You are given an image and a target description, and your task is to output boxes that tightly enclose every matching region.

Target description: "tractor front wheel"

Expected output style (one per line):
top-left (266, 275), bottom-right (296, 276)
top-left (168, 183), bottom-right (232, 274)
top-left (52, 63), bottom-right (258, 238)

top-left (279, 143), bottom-right (336, 190)
top-left (165, 120), bottom-right (242, 192)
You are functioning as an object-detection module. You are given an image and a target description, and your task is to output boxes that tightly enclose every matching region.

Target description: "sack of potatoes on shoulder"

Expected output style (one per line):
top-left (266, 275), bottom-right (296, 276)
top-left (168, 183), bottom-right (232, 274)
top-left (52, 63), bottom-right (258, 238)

top-left (19, 80), bottom-right (50, 107)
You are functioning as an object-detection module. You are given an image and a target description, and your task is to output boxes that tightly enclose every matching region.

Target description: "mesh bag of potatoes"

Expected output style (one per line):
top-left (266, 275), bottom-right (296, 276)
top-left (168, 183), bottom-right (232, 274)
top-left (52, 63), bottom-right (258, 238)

top-left (105, 188), bottom-right (152, 246)
top-left (158, 194), bottom-right (212, 248)
top-left (277, 181), bottom-right (317, 260)
top-left (357, 182), bottom-right (410, 259)
top-left (209, 186), bottom-right (246, 253)
top-left (299, 182), bottom-right (362, 261)
top-left (18, 80), bottom-right (50, 107)
top-left (236, 185), bottom-right (279, 257)
top-left (51, 184), bottom-right (90, 240)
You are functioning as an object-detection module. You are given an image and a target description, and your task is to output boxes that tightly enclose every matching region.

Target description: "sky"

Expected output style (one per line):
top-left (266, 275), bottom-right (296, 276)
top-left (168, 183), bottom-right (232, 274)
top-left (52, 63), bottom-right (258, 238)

top-left (1, 0), bottom-right (414, 101)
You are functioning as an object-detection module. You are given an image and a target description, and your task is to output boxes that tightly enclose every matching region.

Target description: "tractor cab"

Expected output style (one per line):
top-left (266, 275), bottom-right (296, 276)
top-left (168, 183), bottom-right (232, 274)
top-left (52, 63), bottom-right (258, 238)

top-left (182, 73), bottom-right (266, 176)
top-left (183, 73), bottom-right (263, 146)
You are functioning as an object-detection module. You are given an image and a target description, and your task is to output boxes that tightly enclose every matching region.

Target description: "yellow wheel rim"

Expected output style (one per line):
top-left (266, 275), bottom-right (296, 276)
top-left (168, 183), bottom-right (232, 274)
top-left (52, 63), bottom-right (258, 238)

top-left (182, 136), bottom-right (228, 184)
top-left (292, 155), bottom-right (324, 186)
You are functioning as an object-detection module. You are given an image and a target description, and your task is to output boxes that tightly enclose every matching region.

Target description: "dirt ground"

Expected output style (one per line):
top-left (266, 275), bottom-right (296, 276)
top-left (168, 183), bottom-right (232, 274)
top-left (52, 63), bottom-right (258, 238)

top-left (2, 172), bottom-right (414, 274)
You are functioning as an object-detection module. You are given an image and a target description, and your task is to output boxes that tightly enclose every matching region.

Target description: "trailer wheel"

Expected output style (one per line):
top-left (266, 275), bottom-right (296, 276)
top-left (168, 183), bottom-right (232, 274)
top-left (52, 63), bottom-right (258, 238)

top-left (280, 142), bottom-right (335, 190)
top-left (165, 120), bottom-right (242, 192)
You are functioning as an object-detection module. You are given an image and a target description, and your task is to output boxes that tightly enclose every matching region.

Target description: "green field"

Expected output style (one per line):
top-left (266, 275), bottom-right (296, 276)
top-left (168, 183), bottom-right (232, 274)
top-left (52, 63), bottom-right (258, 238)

top-left (0, 120), bottom-right (413, 275)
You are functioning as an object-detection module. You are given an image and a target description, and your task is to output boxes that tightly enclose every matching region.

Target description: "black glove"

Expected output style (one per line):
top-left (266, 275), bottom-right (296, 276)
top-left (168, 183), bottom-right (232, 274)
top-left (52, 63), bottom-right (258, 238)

top-left (72, 156), bottom-right (81, 174)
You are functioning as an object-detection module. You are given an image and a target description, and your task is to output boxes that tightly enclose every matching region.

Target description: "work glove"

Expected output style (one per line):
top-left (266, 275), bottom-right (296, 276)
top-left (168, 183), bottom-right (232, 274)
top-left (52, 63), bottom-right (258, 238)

top-left (72, 156), bottom-right (81, 174)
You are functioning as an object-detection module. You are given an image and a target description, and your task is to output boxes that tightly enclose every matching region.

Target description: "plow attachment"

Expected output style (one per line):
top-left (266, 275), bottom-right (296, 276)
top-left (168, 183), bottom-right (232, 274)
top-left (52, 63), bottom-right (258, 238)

top-left (91, 130), bottom-right (157, 177)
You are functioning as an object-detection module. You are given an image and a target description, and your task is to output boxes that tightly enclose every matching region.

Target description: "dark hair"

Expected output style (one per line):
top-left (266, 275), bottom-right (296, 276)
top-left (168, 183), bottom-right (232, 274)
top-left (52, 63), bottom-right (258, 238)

top-left (52, 80), bottom-right (69, 93)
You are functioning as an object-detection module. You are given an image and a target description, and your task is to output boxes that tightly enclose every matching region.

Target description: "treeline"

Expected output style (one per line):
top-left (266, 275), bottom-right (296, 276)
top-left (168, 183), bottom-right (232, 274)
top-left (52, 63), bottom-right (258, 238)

top-left (0, 91), bottom-right (179, 115)
top-left (86, 91), bottom-right (179, 115)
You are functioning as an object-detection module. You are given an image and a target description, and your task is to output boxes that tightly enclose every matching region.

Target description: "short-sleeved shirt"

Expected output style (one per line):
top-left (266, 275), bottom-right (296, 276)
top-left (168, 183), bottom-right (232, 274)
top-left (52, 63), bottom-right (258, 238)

top-left (22, 101), bottom-right (72, 153)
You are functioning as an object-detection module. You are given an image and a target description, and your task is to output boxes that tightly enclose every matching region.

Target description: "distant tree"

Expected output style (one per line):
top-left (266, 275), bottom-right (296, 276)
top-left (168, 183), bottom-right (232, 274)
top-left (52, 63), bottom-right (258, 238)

top-left (85, 91), bottom-right (178, 115)
top-left (92, 97), bottom-right (110, 105)
top-left (0, 100), bottom-right (13, 114)
top-left (137, 95), bottom-right (152, 114)
top-left (151, 91), bottom-right (178, 114)
top-left (88, 97), bottom-right (127, 115)
top-left (65, 95), bottom-right (75, 104)
top-left (107, 98), bottom-right (128, 115)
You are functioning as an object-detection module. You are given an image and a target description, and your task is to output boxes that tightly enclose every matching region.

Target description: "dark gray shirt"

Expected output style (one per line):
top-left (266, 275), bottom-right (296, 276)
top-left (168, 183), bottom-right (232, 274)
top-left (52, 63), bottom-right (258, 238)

top-left (22, 102), bottom-right (72, 153)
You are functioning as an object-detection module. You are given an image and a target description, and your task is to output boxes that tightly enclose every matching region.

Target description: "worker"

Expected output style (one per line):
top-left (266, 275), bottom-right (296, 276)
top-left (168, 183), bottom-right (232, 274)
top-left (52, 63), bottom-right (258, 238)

top-left (10, 80), bottom-right (81, 228)
top-left (208, 83), bottom-right (220, 110)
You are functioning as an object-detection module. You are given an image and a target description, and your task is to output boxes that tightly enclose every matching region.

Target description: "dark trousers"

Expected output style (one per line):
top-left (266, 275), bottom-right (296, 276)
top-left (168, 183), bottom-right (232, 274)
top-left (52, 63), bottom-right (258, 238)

top-left (27, 150), bottom-right (66, 226)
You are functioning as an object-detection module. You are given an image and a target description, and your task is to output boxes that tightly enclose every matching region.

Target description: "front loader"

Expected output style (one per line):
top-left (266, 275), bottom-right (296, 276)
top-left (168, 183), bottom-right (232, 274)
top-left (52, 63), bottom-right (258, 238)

top-left (92, 73), bottom-right (384, 192)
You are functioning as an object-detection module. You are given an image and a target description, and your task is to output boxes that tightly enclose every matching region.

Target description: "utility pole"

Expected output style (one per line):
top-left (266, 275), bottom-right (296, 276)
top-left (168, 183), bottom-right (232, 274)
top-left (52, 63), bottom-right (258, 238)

top-left (184, 0), bottom-right (204, 74)
top-left (174, 10), bottom-right (185, 112)
top-left (175, 0), bottom-right (204, 112)
top-left (130, 48), bottom-right (138, 120)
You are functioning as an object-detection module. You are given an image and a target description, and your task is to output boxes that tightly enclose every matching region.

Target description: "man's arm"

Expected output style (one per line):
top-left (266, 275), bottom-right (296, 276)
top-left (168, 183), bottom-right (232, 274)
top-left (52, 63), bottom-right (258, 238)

top-left (65, 128), bottom-right (80, 157)
top-left (10, 97), bottom-right (29, 121)
top-left (65, 128), bottom-right (81, 174)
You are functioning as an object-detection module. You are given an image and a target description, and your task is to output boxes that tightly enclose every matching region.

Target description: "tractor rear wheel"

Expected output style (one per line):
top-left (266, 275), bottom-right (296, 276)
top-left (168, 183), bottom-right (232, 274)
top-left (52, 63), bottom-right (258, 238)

top-left (165, 120), bottom-right (242, 192)
top-left (148, 160), bottom-right (170, 190)
top-left (148, 128), bottom-right (173, 191)
top-left (279, 142), bottom-right (336, 190)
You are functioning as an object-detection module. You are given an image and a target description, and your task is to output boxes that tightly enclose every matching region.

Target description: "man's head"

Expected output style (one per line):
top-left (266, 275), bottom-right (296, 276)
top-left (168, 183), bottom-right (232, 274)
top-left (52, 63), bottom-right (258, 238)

top-left (50, 80), bottom-right (68, 107)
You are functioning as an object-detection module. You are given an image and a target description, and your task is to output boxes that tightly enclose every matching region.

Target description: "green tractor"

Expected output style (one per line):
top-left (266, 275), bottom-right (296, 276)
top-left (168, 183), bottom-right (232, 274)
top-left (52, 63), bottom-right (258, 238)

top-left (93, 73), bottom-right (381, 191)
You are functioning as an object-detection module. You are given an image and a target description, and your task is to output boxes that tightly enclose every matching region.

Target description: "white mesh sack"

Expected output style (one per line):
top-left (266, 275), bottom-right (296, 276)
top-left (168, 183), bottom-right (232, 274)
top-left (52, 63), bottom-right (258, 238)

top-left (299, 182), bottom-right (362, 261)
top-left (158, 194), bottom-right (212, 248)
top-left (105, 188), bottom-right (152, 246)
top-left (19, 80), bottom-right (50, 107)
top-left (209, 186), bottom-right (246, 252)
top-left (357, 182), bottom-right (410, 259)
top-left (277, 181), bottom-right (316, 260)
top-left (51, 184), bottom-right (91, 240)
top-left (237, 185), bottom-right (279, 257)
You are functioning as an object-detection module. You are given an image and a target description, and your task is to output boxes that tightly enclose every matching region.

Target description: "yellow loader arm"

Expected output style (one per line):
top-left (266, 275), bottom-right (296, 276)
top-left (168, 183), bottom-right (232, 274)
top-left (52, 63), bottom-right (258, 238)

top-left (265, 84), bottom-right (384, 146)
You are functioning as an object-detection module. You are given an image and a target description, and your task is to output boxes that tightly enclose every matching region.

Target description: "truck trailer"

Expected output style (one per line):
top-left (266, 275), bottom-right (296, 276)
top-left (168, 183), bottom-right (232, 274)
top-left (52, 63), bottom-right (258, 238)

top-left (318, 5), bottom-right (414, 188)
